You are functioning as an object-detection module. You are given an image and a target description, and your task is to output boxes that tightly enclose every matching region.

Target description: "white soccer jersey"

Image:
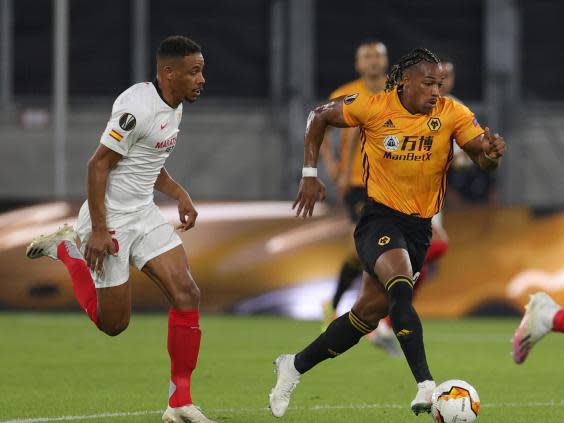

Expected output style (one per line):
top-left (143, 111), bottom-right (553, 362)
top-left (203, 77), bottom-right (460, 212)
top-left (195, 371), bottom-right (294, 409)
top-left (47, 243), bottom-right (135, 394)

top-left (99, 81), bottom-right (183, 213)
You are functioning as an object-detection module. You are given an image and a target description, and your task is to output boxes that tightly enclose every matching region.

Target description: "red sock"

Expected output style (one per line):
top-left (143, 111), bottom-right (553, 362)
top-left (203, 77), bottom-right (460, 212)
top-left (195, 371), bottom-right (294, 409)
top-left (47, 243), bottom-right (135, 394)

top-left (57, 241), bottom-right (99, 327)
top-left (553, 310), bottom-right (564, 333)
top-left (426, 240), bottom-right (448, 263)
top-left (168, 308), bottom-right (201, 407)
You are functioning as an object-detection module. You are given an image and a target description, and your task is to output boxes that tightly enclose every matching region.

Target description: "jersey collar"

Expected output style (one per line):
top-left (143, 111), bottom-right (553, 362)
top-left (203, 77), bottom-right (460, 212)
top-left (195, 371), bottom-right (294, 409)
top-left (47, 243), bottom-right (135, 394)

top-left (393, 88), bottom-right (417, 115)
top-left (152, 78), bottom-right (179, 109)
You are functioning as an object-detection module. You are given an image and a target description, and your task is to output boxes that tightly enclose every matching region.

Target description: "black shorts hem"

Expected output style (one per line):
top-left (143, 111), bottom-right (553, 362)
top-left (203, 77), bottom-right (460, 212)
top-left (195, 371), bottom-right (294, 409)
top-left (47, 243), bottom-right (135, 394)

top-left (354, 200), bottom-right (432, 279)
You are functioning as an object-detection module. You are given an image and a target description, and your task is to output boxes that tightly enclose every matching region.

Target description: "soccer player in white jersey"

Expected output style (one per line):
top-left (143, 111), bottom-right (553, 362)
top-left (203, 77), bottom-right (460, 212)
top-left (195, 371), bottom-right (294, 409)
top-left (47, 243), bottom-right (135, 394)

top-left (26, 36), bottom-right (215, 423)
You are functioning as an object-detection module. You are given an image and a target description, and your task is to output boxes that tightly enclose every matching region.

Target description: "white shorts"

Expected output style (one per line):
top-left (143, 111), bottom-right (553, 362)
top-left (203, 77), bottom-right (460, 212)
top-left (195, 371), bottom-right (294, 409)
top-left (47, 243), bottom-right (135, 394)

top-left (76, 202), bottom-right (183, 288)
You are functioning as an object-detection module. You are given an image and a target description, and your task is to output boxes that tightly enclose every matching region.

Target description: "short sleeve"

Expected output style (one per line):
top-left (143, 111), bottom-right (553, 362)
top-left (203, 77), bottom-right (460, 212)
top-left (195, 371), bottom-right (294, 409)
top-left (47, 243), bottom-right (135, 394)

top-left (100, 91), bottom-right (149, 156)
top-left (342, 93), bottom-right (373, 127)
top-left (329, 87), bottom-right (344, 100)
top-left (451, 101), bottom-right (484, 148)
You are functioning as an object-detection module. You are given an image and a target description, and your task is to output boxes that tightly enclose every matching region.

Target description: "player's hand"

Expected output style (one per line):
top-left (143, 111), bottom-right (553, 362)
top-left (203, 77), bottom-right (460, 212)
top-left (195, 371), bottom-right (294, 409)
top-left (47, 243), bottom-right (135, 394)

top-left (482, 127), bottom-right (506, 159)
top-left (177, 193), bottom-right (198, 232)
top-left (84, 229), bottom-right (116, 274)
top-left (292, 177), bottom-right (326, 218)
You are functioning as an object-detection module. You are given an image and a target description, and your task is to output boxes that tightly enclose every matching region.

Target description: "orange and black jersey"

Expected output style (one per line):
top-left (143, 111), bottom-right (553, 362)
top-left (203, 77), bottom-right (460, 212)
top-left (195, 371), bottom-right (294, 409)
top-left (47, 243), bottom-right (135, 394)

top-left (342, 88), bottom-right (483, 218)
top-left (329, 79), bottom-right (383, 187)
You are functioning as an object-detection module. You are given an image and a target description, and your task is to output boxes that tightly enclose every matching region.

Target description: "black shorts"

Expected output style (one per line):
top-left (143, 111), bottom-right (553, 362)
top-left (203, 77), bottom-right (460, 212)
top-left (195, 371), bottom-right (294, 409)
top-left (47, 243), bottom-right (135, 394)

top-left (344, 186), bottom-right (369, 223)
top-left (354, 200), bottom-right (432, 279)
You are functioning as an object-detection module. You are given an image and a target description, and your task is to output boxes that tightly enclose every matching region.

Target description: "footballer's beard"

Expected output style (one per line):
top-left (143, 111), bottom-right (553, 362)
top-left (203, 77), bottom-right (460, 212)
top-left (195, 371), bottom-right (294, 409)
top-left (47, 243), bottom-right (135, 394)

top-left (184, 91), bottom-right (199, 103)
top-left (182, 88), bottom-right (196, 103)
top-left (186, 86), bottom-right (203, 103)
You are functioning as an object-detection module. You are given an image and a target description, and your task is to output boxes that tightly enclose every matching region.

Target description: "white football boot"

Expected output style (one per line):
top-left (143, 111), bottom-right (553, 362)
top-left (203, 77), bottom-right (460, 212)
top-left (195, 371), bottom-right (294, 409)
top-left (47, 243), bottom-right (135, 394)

top-left (368, 319), bottom-right (403, 357)
top-left (410, 380), bottom-right (435, 415)
top-left (162, 404), bottom-right (217, 423)
top-left (26, 224), bottom-right (77, 260)
top-left (512, 292), bottom-right (560, 364)
top-left (269, 354), bottom-right (301, 418)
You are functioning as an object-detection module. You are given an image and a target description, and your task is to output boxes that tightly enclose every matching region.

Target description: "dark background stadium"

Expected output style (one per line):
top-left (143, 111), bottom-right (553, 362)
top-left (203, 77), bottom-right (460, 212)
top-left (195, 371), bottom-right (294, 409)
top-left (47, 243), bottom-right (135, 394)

top-left (1, 0), bottom-right (564, 317)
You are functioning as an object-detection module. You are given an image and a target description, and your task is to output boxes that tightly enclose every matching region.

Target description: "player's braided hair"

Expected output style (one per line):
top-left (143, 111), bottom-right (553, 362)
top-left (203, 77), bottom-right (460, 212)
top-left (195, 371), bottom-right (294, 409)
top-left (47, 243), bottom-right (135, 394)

top-left (385, 48), bottom-right (440, 92)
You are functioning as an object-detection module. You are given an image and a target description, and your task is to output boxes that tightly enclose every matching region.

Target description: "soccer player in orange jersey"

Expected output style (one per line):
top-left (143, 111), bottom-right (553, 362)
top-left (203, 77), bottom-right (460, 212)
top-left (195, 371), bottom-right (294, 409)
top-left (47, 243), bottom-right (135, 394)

top-left (269, 48), bottom-right (506, 417)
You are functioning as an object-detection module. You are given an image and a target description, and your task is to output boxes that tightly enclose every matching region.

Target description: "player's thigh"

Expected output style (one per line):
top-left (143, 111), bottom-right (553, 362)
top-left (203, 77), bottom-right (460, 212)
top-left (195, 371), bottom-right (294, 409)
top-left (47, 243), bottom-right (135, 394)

top-left (76, 204), bottom-right (134, 290)
top-left (351, 271), bottom-right (389, 327)
top-left (76, 207), bottom-right (135, 330)
top-left (96, 282), bottom-right (132, 333)
top-left (130, 206), bottom-right (197, 308)
top-left (89, 230), bottom-right (134, 333)
top-left (374, 248), bottom-right (413, 284)
top-left (375, 219), bottom-right (431, 284)
top-left (405, 219), bottom-right (433, 280)
top-left (141, 245), bottom-right (199, 310)
top-left (354, 206), bottom-right (410, 283)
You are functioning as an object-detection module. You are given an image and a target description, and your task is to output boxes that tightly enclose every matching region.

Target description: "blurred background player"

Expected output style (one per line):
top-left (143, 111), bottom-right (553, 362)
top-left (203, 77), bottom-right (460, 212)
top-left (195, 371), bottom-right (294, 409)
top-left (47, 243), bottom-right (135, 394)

top-left (269, 48), bottom-right (506, 418)
top-left (320, 40), bottom-right (388, 190)
top-left (25, 36), bottom-right (215, 423)
top-left (512, 292), bottom-right (564, 364)
top-left (319, 40), bottom-right (388, 330)
top-left (440, 59), bottom-right (474, 170)
top-left (440, 59), bottom-right (456, 100)
top-left (442, 58), bottom-right (496, 206)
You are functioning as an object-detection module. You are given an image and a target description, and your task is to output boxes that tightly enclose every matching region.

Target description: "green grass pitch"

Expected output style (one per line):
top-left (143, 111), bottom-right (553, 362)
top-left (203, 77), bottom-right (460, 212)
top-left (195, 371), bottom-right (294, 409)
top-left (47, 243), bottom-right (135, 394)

top-left (1, 313), bottom-right (564, 422)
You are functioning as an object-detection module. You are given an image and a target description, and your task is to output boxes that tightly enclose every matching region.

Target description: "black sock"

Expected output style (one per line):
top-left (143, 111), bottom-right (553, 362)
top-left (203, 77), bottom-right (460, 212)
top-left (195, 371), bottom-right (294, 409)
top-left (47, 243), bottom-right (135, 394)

top-left (332, 256), bottom-right (362, 309)
top-left (386, 275), bottom-right (433, 383)
top-left (294, 311), bottom-right (373, 374)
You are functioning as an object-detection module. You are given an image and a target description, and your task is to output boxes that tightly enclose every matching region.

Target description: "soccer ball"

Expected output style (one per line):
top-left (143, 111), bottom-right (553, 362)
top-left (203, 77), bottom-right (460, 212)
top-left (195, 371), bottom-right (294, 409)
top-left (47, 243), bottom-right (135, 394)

top-left (431, 379), bottom-right (480, 422)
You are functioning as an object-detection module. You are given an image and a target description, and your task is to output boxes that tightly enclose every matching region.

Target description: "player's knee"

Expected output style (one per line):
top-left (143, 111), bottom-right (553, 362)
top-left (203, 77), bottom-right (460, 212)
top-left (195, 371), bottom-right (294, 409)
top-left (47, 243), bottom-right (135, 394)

top-left (386, 275), bottom-right (414, 303)
top-left (99, 318), bottom-right (130, 337)
top-left (171, 275), bottom-right (200, 310)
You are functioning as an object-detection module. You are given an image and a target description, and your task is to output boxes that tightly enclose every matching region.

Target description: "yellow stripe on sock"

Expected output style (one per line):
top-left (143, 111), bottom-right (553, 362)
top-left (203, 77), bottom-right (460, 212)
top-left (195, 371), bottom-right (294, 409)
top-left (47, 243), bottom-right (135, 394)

top-left (348, 316), bottom-right (369, 334)
top-left (348, 312), bottom-right (372, 334)
top-left (385, 276), bottom-right (414, 291)
top-left (349, 312), bottom-right (368, 332)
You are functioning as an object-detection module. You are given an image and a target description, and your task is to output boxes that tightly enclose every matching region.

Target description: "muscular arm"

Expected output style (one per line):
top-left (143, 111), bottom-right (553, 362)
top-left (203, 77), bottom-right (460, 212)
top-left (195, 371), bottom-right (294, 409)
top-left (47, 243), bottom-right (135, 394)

top-left (85, 145), bottom-right (122, 272)
top-left (303, 97), bottom-right (351, 169)
top-left (87, 145), bottom-right (122, 231)
top-left (154, 167), bottom-right (198, 231)
top-left (155, 167), bottom-right (187, 200)
top-left (294, 97), bottom-right (351, 217)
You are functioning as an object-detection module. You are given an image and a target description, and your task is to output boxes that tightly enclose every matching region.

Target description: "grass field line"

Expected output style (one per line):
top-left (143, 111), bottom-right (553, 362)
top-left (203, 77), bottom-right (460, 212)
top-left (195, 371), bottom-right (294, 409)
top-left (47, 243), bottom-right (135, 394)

top-left (3, 400), bottom-right (564, 423)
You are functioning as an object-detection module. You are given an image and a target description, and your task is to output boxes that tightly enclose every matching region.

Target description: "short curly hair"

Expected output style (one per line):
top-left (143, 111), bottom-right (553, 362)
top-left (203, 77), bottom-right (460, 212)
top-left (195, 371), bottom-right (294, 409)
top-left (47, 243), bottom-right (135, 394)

top-left (157, 36), bottom-right (201, 60)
